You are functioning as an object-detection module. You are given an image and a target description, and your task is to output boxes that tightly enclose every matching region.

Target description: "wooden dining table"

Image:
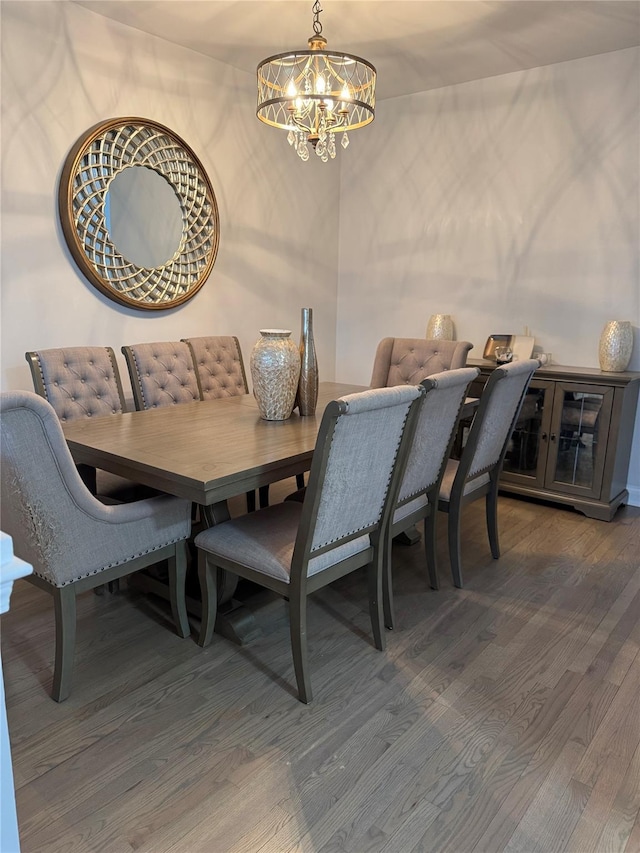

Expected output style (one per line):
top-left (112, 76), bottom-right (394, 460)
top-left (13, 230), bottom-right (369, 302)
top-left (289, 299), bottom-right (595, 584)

top-left (63, 381), bottom-right (479, 642)
top-left (63, 382), bottom-right (364, 517)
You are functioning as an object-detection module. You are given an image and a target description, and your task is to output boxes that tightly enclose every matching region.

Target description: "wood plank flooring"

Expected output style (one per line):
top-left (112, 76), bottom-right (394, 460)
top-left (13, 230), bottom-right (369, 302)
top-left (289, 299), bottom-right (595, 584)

top-left (2, 483), bottom-right (640, 853)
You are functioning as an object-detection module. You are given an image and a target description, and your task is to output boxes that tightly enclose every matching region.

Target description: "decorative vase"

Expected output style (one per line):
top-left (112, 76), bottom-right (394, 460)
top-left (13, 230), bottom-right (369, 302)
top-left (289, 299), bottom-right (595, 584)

top-left (250, 330), bottom-right (301, 420)
top-left (297, 308), bottom-right (318, 416)
top-left (426, 314), bottom-right (454, 340)
top-left (598, 320), bottom-right (633, 372)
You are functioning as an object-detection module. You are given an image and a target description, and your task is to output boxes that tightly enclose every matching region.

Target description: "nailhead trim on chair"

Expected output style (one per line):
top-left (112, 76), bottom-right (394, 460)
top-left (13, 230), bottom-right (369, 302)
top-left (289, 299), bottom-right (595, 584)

top-left (32, 535), bottom-right (185, 587)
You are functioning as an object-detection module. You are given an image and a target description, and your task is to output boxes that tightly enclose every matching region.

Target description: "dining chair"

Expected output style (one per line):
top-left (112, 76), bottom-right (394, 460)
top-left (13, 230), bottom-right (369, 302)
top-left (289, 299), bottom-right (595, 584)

top-left (370, 337), bottom-right (474, 388)
top-left (24, 346), bottom-right (147, 502)
top-left (181, 335), bottom-right (249, 400)
top-left (383, 366), bottom-right (480, 628)
top-left (121, 341), bottom-right (200, 410)
top-left (0, 390), bottom-right (192, 701)
top-left (194, 384), bottom-right (425, 703)
top-left (437, 358), bottom-right (540, 589)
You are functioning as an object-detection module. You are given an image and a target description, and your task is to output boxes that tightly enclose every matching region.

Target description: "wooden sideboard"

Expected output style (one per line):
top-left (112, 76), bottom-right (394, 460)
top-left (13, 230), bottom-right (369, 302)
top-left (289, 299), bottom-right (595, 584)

top-left (466, 359), bottom-right (640, 521)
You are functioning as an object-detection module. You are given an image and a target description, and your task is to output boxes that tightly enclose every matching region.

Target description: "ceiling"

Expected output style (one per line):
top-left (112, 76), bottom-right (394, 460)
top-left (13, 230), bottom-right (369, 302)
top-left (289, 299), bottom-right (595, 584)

top-left (74, 0), bottom-right (640, 100)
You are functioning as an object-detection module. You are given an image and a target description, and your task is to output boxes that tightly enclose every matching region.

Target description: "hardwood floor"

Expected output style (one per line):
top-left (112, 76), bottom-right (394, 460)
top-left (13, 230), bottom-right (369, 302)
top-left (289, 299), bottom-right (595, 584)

top-left (3, 483), bottom-right (640, 852)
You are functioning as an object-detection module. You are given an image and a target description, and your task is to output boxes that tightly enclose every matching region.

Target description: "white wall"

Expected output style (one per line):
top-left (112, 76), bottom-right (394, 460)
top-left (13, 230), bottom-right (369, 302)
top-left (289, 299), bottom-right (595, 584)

top-left (1, 4), bottom-right (638, 503)
top-left (337, 47), bottom-right (640, 503)
top-left (0, 1), bottom-right (340, 400)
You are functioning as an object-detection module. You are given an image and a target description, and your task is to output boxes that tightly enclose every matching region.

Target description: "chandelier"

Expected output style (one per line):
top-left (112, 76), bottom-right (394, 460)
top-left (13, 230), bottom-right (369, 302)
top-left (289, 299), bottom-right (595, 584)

top-left (256, 1), bottom-right (376, 162)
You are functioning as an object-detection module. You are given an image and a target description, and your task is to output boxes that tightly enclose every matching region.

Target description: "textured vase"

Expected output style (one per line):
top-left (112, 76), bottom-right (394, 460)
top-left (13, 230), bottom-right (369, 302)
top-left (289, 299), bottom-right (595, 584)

top-left (598, 320), bottom-right (633, 372)
top-left (426, 314), bottom-right (454, 341)
top-left (250, 330), bottom-right (300, 420)
top-left (297, 308), bottom-right (319, 416)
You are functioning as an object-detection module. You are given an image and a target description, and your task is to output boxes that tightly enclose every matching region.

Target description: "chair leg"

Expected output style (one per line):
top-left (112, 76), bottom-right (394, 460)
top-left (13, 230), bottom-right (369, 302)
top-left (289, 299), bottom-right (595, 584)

top-left (368, 557), bottom-right (386, 651)
top-left (51, 585), bottom-right (77, 702)
top-left (486, 483), bottom-right (500, 559)
top-left (296, 473), bottom-right (305, 490)
top-left (382, 534), bottom-right (395, 630)
top-left (168, 540), bottom-right (190, 638)
top-left (289, 594), bottom-right (312, 703)
top-left (197, 552), bottom-right (218, 647)
top-left (259, 485), bottom-right (269, 509)
top-left (424, 508), bottom-right (440, 590)
top-left (448, 502), bottom-right (464, 589)
top-left (246, 490), bottom-right (256, 513)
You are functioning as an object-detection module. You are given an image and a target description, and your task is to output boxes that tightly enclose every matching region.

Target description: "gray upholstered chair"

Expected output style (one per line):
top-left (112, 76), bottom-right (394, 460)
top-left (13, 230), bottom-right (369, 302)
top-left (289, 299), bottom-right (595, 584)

top-left (194, 384), bottom-right (425, 703)
top-left (370, 337), bottom-right (474, 388)
top-left (437, 359), bottom-right (540, 589)
top-left (181, 335), bottom-right (249, 400)
top-left (383, 367), bottom-right (480, 628)
top-left (0, 391), bottom-right (192, 701)
top-left (24, 346), bottom-right (146, 501)
top-left (121, 341), bottom-right (200, 411)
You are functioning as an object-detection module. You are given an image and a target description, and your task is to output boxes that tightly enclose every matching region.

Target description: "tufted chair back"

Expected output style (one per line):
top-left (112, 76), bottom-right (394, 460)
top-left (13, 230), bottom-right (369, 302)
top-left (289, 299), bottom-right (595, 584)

top-left (25, 347), bottom-right (127, 423)
top-left (182, 336), bottom-right (248, 400)
top-left (369, 338), bottom-right (473, 388)
top-left (121, 341), bottom-right (200, 410)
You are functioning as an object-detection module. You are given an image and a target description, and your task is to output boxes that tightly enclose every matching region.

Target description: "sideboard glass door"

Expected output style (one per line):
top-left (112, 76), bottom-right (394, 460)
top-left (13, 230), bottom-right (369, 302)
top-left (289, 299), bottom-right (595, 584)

top-left (502, 380), bottom-right (553, 487)
top-left (544, 383), bottom-right (613, 499)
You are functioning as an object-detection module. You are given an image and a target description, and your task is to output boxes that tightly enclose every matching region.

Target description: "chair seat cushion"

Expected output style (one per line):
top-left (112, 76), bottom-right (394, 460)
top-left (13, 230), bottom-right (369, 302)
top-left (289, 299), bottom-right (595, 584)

top-left (194, 501), bottom-right (371, 582)
top-left (393, 493), bottom-right (429, 525)
top-left (439, 459), bottom-right (490, 502)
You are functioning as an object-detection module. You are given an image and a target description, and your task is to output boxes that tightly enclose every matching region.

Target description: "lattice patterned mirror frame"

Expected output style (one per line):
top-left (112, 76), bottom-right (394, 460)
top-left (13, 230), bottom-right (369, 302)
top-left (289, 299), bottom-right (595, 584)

top-left (58, 117), bottom-right (220, 311)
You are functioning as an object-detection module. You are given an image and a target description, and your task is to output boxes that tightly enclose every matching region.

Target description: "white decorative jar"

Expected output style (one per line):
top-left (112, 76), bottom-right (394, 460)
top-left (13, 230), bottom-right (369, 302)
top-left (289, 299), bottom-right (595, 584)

top-left (250, 330), bottom-right (301, 420)
top-left (598, 320), bottom-right (633, 372)
top-left (426, 314), bottom-right (454, 340)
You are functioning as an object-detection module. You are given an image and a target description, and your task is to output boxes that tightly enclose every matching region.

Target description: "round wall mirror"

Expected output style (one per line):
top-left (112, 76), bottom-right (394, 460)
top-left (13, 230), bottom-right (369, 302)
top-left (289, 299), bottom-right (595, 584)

top-left (58, 117), bottom-right (220, 310)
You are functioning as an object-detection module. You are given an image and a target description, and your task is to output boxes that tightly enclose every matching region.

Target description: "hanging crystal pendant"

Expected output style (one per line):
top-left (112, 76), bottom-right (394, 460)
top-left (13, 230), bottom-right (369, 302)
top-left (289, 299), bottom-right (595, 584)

top-left (318, 112), bottom-right (327, 143)
top-left (287, 127), bottom-right (296, 146)
top-left (328, 132), bottom-right (336, 159)
top-left (298, 136), bottom-right (310, 161)
top-left (341, 132), bottom-right (349, 149)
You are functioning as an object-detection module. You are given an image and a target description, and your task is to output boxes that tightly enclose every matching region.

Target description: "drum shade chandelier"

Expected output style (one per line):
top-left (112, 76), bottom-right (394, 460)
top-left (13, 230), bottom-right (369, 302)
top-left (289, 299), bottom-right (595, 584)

top-left (256, 1), bottom-right (376, 162)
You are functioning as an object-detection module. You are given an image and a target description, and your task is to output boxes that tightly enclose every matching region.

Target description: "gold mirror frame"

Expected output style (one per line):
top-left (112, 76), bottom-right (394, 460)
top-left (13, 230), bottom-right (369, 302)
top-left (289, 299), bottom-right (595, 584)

top-left (58, 117), bottom-right (220, 310)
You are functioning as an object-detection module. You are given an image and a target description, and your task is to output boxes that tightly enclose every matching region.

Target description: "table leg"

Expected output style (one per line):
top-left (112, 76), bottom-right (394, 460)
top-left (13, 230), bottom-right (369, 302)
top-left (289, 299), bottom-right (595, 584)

top-left (394, 527), bottom-right (421, 546)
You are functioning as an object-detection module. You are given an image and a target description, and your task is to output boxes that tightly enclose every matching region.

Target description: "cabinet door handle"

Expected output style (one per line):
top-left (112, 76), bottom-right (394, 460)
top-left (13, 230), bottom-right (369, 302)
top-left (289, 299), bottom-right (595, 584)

top-left (550, 433), bottom-right (557, 442)
top-left (541, 432), bottom-right (548, 441)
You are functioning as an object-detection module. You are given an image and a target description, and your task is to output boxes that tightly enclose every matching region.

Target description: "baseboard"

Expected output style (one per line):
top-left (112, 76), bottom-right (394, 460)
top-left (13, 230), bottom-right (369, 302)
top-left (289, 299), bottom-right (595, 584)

top-left (627, 485), bottom-right (640, 508)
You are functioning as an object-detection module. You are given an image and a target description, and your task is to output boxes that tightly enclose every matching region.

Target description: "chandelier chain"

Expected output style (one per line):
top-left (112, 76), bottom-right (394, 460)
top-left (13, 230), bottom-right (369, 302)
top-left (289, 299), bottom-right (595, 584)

top-left (312, 0), bottom-right (323, 36)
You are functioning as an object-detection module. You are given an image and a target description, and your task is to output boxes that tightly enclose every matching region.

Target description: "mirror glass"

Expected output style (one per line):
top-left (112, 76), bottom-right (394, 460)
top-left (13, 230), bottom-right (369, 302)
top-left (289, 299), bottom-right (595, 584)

top-left (105, 166), bottom-right (183, 268)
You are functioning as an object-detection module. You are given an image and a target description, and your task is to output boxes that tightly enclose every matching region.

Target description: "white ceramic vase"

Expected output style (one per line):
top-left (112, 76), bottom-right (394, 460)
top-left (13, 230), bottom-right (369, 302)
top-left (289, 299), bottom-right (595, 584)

top-left (598, 320), bottom-right (633, 372)
top-left (426, 314), bottom-right (454, 341)
top-left (250, 330), bottom-right (301, 420)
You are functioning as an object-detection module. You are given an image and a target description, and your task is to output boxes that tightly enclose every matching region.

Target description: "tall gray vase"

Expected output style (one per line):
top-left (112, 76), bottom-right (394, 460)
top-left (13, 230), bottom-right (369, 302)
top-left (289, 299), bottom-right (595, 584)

top-left (297, 308), bottom-right (318, 416)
